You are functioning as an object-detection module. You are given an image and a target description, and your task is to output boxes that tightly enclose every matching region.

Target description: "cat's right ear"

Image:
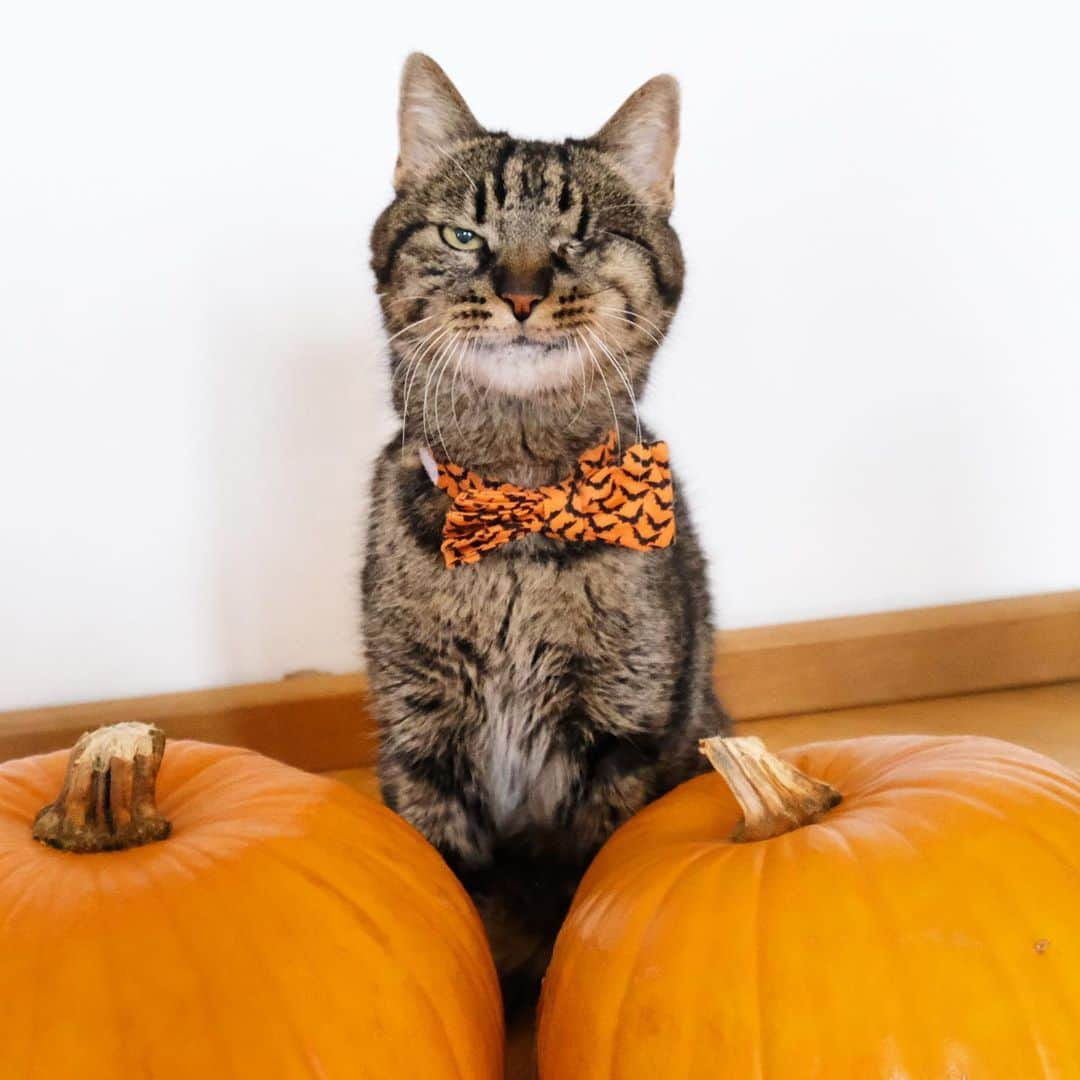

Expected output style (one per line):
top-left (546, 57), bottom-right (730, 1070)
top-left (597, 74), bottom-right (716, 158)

top-left (591, 74), bottom-right (680, 215)
top-left (394, 53), bottom-right (482, 191)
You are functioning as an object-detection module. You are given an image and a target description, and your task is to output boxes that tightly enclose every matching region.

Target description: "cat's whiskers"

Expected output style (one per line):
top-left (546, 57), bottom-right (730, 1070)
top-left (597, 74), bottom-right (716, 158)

top-left (397, 331), bottom-right (438, 456)
top-left (627, 306), bottom-right (674, 339)
top-left (397, 323), bottom-right (443, 413)
top-left (582, 324), bottom-right (642, 445)
top-left (420, 333), bottom-right (463, 453)
top-left (565, 334), bottom-right (588, 410)
top-left (450, 329), bottom-right (477, 439)
top-left (417, 339), bottom-right (449, 451)
top-left (431, 331), bottom-right (470, 459)
top-left (426, 335), bottom-right (456, 457)
top-left (399, 321), bottom-right (452, 409)
top-left (560, 333), bottom-right (573, 389)
top-left (567, 333), bottom-right (591, 428)
top-left (594, 308), bottom-right (665, 351)
top-left (399, 321), bottom-right (455, 452)
top-left (607, 334), bottom-right (651, 436)
top-left (597, 304), bottom-right (670, 344)
top-left (386, 310), bottom-right (442, 345)
top-left (576, 330), bottom-right (621, 454)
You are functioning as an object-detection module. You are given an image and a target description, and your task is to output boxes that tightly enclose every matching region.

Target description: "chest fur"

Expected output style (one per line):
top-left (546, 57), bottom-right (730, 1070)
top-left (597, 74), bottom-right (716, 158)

top-left (477, 681), bottom-right (567, 834)
top-left (412, 535), bottom-right (675, 827)
top-left (469, 587), bottom-right (583, 834)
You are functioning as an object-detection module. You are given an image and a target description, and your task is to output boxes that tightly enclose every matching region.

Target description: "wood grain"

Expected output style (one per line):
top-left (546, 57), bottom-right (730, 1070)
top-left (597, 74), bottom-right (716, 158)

top-left (327, 680), bottom-right (1080, 797)
top-left (738, 679), bottom-right (1080, 770)
top-left (715, 589), bottom-right (1080, 719)
top-left (0, 672), bottom-right (373, 771)
top-left (3, 590), bottom-right (1078, 768)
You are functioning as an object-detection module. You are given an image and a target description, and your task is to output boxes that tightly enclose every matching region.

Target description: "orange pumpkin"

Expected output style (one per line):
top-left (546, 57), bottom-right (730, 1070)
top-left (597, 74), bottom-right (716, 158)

top-left (539, 734), bottom-right (1080, 1078)
top-left (0, 723), bottom-right (503, 1078)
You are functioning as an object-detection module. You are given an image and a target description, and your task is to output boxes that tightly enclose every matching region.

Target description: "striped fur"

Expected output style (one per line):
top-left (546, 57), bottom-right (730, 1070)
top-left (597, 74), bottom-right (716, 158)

top-left (361, 53), bottom-right (729, 1015)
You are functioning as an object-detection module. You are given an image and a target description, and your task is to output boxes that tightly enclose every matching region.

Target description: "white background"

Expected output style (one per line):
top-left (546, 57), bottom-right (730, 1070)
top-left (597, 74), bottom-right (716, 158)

top-left (2, 2), bottom-right (1078, 709)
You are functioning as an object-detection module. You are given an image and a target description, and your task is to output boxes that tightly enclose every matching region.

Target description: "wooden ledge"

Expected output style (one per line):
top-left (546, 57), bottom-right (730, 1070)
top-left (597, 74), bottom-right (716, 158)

top-left (2, 590), bottom-right (1077, 770)
top-left (0, 672), bottom-right (372, 773)
top-left (714, 590), bottom-right (1080, 719)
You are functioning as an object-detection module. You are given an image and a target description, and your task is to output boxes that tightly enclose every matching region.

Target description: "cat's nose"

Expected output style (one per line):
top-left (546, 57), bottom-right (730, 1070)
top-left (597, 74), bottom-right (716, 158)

top-left (494, 264), bottom-right (552, 322)
top-left (501, 292), bottom-right (545, 322)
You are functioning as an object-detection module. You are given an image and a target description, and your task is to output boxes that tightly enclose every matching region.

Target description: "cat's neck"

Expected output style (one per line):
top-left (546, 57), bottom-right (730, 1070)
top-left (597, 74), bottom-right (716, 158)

top-left (399, 390), bottom-right (639, 487)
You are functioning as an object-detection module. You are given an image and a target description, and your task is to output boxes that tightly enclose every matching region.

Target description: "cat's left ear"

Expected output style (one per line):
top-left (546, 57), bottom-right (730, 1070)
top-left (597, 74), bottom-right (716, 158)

top-left (591, 74), bottom-right (680, 215)
top-left (394, 53), bottom-right (483, 190)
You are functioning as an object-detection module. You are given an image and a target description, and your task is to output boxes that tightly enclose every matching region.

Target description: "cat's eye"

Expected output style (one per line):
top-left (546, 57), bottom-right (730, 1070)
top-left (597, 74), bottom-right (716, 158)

top-left (440, 225), bottom-right (485, 252)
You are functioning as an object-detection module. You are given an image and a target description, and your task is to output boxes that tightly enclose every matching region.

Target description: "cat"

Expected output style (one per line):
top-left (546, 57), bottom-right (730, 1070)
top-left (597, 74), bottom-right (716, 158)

top-left (361, 52), bottom-right (729, 1015)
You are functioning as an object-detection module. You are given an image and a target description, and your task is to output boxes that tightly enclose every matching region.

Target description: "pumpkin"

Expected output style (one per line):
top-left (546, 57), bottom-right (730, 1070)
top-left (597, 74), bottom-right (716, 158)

top-left (538, 734), bottom-right (1080, 1078)
top-left (0, 722), bottom-right (503, 1078)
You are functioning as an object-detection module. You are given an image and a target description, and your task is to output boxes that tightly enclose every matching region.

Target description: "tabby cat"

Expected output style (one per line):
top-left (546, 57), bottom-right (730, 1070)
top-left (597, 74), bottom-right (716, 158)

top-left (361, 52), bottom-right (729, 1014)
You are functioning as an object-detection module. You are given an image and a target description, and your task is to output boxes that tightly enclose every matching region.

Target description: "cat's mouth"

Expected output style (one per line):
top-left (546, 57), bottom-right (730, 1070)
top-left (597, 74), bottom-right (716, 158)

top-left (471, 333), bottom-right (571, 354)
top-left (462, 334), bottom-right (581, 394)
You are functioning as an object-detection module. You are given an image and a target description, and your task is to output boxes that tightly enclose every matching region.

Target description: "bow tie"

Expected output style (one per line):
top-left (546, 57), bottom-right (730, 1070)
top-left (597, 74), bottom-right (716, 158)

top-left (421, 430), bottom-right (676, 568)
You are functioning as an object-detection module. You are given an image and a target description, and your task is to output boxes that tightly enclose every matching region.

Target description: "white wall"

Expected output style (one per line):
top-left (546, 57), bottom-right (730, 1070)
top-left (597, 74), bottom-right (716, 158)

top-left (2, 1), bottom-right (1078, 709)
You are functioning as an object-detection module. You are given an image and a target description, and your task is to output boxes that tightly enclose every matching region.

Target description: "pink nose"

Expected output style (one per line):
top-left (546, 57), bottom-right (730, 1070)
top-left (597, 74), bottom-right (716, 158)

top-left (501, 291), bottom-right (544, 322)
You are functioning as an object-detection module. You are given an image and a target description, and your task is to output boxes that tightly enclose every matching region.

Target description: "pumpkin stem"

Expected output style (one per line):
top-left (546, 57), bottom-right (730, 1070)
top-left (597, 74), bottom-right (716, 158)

top-left (699, 735), bottom-right (842, 842)
top-left (32, 722), bottom-right (171, 853)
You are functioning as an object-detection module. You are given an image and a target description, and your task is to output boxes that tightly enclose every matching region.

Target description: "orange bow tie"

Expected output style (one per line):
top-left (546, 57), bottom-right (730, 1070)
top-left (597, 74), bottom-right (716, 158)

top-left (428, 430), bottom-right (676, 568)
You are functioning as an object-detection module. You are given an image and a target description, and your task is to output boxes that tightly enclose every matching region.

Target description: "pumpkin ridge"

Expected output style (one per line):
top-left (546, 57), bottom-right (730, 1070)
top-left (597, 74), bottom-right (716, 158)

top-left (158, 751), bottom-right (334, 824)
top-left (254, 842), bottom-right (474, 1075)
top-left (881, 804), bottom-right (1066, 1075)
top-left (121, 848), bottom-right (239, 1073)
top-left (858, 784), bottom-right (1079, 873)
top-left (118, 826), bottom-right (318, 1073)
top-left (818, 787), bottom-right (1068, 1074)
top-left (938, 760), bottom-right (1080, 809)
top-left (803, 738), bottom-right (934, 799)
top-left (541, 842), bottom-right (704, 1058)
top-left (542, 847), bottom-right (685, 1066)
top-left (276, 833), bottom-right (498, 1062)
top-left (815, 816), bottom-right (930, 1074)
top-left (0, 763), bottom-right (56, 812)
top-left (166, 790), bottom-right (328, 839)
top-left (292, 800), bottom-right (501, 1011)
top-left (793, 735), bottom-right (969, 796)
top-left (827, 736), bottom-right (1076, 802)
top-left (153, 743), bottom-right (268, 812)
top-left (260, 846), bottom-right (473, 1080)
top-left (22, 852), bottom-right (63, 1070)
top-left (0, 855), bottom-right (40, 939)
top-left (748, 841), bottom-right (768, 1080)
top-left (286, 827), bottom-right (503, 1027)
top-left (604, 845), bottom-right (720, 1074)
top-left (183, 841), bottom-right (323, 1074)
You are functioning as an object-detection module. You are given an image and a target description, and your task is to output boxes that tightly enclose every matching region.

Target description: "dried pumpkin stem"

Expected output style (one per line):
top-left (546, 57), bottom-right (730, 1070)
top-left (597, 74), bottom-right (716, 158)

top-left (699, 735), bottom-right (842, 842)
top-left (32, 722), bottom-right (171, 853)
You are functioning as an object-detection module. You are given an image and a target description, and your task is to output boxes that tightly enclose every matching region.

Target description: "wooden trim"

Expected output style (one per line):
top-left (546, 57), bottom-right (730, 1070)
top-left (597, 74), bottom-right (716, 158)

top-left (0, 673), bottom-right (373, 773)
top-left (2, 590), bottom-right (1078, 770)
top-left (714, 590), bottom-right (1080, 720)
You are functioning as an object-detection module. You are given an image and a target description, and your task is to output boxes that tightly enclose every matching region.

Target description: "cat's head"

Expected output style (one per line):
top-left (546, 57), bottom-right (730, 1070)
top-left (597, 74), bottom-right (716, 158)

top-left (370, 53), bottom-right (683, 434)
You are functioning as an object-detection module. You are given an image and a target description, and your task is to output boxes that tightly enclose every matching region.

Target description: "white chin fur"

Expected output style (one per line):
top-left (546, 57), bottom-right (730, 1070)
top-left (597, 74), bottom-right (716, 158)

top-left (465, 342), bottom-right (582, 396)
